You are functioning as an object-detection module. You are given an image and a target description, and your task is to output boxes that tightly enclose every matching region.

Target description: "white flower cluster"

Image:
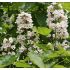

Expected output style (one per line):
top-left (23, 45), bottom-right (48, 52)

top-left (17, 34), bottom-right (26, 45)
top-left (0, 37), bottom-right (15, 55)
top-left (47, 2), bottom-right (69, 39)
top-left (16, 12), bottom-right (42, 53)
top-left (15, 12), bottom-right (33, 33)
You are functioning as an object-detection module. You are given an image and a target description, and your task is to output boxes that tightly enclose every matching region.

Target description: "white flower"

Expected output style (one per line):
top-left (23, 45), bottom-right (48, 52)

top-left (11, 52), bottom-right (15, 55)
top-left (2, 41), bottom-right (11, 49)
top-left (53, 34), bottom-right (55, 38)
top-left (52, 10), bottom-right (66, 21)
top-left (62, 40), bottom-right (70, 49)
top-left (9, 37), bottom-right (13, 43)
top-left (19, 45), bottom-right (26, 53)
top-left (3, 37), bottom-right (13, 44)
top-left (27, 40), bottom-right (34, 44)
top-left (8, 52), bottom-right (11, 55)
top-left (2, 52), bottom-right (6, 56)
top-left (27, 31), bottom-right (34, 37)
top-left (37, 48), bottom-right (43, 53)
top-left (17, 34), bottom-right (26, 44)
top-left (8, 52), bottom-right (15, 55)
top-left (60, 21), bottom-right (68, 28)
top-left (47, 42), bottom-right (52, 46)
top-left (47, 5), bottom-right (54, 12)
top-left (47, 23), bottom-right (56, 30)
top-left (3, 38), bottom-right (8, 43)
top-left (11, 45), bottom-right (15, 50)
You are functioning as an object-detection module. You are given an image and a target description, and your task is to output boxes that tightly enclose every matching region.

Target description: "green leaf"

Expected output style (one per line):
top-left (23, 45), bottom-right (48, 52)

top-left (0, 55), bottom-right (17, 67)
top-left (46, 61), bottom-right (57, 68)
top-left (11, 3), bottom-right (25, 10)
top-left (37, 27), bottom-right (52, 35)
top-left (28, 51), bottom-right (45, 68)
top-left (60, 3), bottom-right (70, 11)
top-left (14, 60), bottom-right (31, 68)
top-left (37, 43), bottom-right (53, 52)
top-left (37, 44), bottom-right (47, 51)
top-left (53, 64), bottom-right (65, 68)
top-left (0, 27), bottom-right (7, 34)
top-left (44, 50), bottom-right (70, 61)
top-left (10, 14), bottom-right (15, 22)
top-left (22, 3), bottom-right (38, 12)
top-left (3, 23), bottom-right (13, 29)
top-left (34, 11), bottom-right (47, 26)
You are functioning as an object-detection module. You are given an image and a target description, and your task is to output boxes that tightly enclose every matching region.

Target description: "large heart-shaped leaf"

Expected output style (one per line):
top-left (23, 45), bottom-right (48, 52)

top-left (37, 27), bottom-right (52, 35)
top-left (0, 55), bottom-right (17, 67)
top-left (28, 51), bottom-right (45, 68)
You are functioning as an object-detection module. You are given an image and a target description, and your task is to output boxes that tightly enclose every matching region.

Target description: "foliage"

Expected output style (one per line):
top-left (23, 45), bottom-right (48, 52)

top-left (28, 51), bottom-right (45, 68)
top-left (0, 2), bottom-right (70, 68)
